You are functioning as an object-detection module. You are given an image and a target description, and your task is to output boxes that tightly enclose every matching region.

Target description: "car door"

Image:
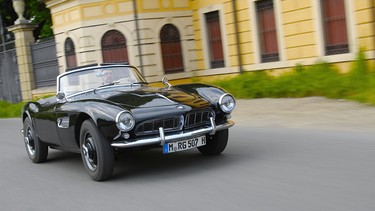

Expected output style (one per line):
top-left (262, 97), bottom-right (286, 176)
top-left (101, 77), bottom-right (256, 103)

top-left (32, 98), bottom-right (61, 146)
top-left (54, 101), bottom-right (81, 150)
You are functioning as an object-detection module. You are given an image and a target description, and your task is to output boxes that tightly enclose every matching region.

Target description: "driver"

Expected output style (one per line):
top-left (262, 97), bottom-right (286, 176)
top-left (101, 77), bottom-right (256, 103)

top-left (102, 70), bottom-right (113, 84)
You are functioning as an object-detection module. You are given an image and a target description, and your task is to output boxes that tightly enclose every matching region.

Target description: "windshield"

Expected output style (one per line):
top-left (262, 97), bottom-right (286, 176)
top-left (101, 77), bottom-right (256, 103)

top-left (58, 66), bottom-right (147, 96)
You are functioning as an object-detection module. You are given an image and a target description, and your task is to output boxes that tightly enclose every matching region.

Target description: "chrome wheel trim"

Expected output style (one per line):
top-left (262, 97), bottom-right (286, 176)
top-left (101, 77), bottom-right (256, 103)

top-left (25, 126), bottom-right (36, 157)
top-left (82, 134), bottom-right (97, 172)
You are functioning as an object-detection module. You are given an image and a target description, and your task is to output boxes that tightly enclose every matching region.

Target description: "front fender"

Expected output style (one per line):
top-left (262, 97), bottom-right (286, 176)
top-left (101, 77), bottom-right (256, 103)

top-left (57, 100), bottom-right (126, 141)
top-left (22, 102), bottom-right (33, 121)
top-left (173, 83), bottom-right (235, 122)
top-left (173, 83), bottom-right (227, 107)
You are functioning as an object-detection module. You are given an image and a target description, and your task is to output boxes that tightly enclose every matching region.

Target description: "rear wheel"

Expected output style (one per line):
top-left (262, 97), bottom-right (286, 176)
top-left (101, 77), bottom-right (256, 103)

top-left (198, 129), bottom-right (229, 155)
top-left (80, 120), bottom-right (115, 181)
top-left (23, 117), bottom-right (48, 163)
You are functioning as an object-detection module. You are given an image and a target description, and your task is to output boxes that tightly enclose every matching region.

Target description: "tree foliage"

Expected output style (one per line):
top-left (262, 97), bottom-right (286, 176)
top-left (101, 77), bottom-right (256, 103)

top-left (0, 0), bottom-right (53, 40)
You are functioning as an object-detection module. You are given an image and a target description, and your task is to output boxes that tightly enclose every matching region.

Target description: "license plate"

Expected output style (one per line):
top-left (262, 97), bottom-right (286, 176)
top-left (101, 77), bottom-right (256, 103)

top-left (163, 136), bottom-right (206, 154)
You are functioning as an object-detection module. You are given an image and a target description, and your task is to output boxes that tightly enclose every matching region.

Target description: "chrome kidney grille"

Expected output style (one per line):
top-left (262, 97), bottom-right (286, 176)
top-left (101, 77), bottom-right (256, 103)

top-left (135, 116), bottom-right (184, 135)
top-left (135, 109), bottom-right (214, 136)
top-left (184, 109), bottom-right (215, 129)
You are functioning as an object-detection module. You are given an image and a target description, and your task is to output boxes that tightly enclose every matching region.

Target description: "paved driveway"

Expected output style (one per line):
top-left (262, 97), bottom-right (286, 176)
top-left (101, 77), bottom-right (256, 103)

top-left (233, 97), bottom-right (375, 132)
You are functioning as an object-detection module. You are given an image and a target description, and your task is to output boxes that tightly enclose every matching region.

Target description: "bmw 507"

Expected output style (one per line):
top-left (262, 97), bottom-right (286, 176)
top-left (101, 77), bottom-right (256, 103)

top-left (22, 63), bottom-right (235, 181)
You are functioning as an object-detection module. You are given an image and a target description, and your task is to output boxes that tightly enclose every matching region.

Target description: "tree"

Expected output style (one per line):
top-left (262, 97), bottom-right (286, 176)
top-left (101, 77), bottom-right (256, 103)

top-left (0, 0), bottom-right (53, 40)
top-left (25, 0), bottom-right (53, 39)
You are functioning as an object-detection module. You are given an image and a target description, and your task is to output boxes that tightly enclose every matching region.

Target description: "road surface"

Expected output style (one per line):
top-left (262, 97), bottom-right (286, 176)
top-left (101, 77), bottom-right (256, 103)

top-left (1, 97), bottom-right (375, 210)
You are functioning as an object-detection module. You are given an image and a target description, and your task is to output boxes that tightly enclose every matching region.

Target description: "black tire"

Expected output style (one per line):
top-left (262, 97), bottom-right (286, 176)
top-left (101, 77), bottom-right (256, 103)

top-left (198, 129), bottom-right (229, 156)
top-left (23, 117), bottom-right (48, 163)
top-left (80, 120), bottom-right (115, 181)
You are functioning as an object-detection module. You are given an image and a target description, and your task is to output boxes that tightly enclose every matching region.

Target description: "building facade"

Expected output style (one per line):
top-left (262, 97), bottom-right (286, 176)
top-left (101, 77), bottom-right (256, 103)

top-left (45, 0), bottom-right (375, 82)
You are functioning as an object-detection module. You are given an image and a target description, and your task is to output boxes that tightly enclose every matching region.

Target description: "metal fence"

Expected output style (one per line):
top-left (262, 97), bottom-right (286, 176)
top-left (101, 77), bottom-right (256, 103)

top-left (31, 38), bottom-right (59, 88)
top-left (0, 43), bottom-right (22, 103)
top-left (0, 36), bottom-right (59, 103)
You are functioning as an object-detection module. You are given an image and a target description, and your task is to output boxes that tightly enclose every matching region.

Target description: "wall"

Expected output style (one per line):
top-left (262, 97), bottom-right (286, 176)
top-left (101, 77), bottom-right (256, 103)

top-left (45, 0), bottom-right (375, 84)
top-left (47, 0), bottom-right (196, 83)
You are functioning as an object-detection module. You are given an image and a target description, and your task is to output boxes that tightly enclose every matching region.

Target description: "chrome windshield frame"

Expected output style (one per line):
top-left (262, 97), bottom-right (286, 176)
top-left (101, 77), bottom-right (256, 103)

top-left (56, 64), bottom-right (147, 97)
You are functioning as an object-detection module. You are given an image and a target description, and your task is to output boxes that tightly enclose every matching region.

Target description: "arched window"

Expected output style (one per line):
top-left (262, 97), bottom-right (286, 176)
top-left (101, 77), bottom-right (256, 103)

top-left (65, 38), bottom-right (77, 69)
top-left (160, 24), bottom-right (184, 73)
top-left (101, 30), bottom-right (129, 63)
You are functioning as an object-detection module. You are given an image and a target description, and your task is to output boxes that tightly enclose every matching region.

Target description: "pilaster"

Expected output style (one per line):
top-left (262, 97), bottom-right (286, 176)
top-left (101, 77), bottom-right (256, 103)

top-left (8, 23), bottom-right (38, 101)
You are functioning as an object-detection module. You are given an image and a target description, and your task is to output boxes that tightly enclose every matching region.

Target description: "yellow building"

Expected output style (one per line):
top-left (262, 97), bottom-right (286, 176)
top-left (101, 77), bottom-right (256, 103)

top-left (45, 0), bottom-right (375, 82)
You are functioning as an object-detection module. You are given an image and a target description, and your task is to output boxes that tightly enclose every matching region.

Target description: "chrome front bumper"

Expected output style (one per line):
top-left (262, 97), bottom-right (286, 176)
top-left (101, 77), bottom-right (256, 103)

top-left (111, 117), bottom-right (234, 148)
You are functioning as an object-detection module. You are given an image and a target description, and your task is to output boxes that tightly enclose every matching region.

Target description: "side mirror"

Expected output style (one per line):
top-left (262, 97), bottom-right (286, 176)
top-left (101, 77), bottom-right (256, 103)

top-left (56, 92), bottom-right (66, 100)
top-left (162, 77), bottom-right (171, 89)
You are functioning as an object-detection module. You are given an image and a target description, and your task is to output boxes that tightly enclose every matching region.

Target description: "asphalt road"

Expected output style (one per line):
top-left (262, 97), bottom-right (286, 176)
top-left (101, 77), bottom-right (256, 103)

top-left (1, 116), bottom-right (375, 211)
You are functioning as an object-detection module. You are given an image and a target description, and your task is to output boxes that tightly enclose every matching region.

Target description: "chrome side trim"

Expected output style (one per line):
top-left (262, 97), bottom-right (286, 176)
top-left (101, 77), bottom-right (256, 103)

top-left (111, 120), bottom-right (234, 148)
top-left (57, 117), bottom-right (70, 128)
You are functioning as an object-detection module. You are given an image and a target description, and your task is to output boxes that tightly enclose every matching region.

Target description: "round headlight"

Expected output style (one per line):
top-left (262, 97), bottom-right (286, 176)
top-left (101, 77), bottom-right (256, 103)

top-left (116, 111), bottom-right (135, 132)
top-left (219, 94), bottom-right (236, 113)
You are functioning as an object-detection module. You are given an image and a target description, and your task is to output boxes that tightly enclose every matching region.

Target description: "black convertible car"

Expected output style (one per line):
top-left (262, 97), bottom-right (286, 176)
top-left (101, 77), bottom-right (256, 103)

top-left (22, 63), bottom-right (235, 181)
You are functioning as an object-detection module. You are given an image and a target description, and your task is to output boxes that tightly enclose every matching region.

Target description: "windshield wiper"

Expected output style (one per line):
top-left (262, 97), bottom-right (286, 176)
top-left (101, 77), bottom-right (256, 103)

top-left (97, 82), bottom-right (118, 88)
top-left (95, 81), bottom-right (147, 92)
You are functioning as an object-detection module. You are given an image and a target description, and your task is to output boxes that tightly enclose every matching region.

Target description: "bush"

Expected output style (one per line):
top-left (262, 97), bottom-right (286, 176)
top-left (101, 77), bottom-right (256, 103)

top-left (212, 51), bottom-right (375, 105)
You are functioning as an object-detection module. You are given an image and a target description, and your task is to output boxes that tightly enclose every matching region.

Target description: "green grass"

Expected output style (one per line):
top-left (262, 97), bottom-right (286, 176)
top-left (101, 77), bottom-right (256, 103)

top-left (213, 51), bottom-right (375, 105)
top-left (0, 101), bottom-right (24, 118)
top-left (0, 95), bottom-right (55, 118)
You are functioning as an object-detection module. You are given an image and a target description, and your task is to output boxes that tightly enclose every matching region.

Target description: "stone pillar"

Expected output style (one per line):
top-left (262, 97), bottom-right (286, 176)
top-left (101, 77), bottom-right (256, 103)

top-left (8, 24), bottom-right (38, 101)
top-left (8, 0), bottom-right (37, 101)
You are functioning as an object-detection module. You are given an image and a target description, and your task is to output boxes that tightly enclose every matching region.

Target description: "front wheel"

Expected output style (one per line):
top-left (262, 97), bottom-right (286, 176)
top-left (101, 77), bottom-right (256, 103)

top-left (198, 129), bottom-right (229, 156)
top-left (80, 120), bottom-right (115, 181)
top-left (23, 117), bottom-right (48, 163)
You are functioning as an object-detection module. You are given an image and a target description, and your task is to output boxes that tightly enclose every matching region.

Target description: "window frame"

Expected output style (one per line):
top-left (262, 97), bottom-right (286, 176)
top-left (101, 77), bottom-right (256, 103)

top-left (65, 37), bottom-right (77, 69)
top-left (255, 0), bottom-right (280, 63)
top-left (320, 0), bottom-right (349, 56)
top-left (250, 0), bottom-right (284, 65)
top-left (315, 0), bottom-right (356, 60)
top-left (160, 24), bottom-right (185, 74)
top-left (101, 30), bottom-right (129, 63)
top-left (205, 10), bottom-right (225, 69)
top-left (199, 5), bottom-right (229, 70)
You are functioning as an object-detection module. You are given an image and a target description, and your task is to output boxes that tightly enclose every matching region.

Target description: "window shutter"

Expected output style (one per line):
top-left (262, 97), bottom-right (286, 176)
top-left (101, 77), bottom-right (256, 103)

top-left (256, 0), bottom-right (279, 63)
top-left (160, 24), bottom-right (184, 73)
top-left (322, 0), bottom-right (349, 55)
top-left (205, 11), bottom-right (225, 68)
top-left (101, 30), bottom-right (129, 63)
top-left (65, 38), bottom-right (77, 69)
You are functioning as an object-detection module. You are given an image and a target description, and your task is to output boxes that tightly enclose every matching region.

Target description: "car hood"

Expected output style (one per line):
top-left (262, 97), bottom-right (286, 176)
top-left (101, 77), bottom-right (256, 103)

top-left (98, 86), bottom-right (210, 109)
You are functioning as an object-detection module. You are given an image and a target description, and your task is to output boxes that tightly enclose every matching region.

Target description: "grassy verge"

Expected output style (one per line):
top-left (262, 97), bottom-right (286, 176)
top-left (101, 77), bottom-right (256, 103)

top-left (0, 101), bottom-right (24, 118)
top-left (213, 52), bottom-right (375, 105)
top-left (0, 94), bottom-right (54, 118)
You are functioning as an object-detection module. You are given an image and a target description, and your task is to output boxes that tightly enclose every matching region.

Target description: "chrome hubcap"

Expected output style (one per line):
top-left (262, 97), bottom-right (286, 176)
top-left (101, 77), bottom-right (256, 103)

top-left (25, 127), bottom-right (36, 156)
top-left (82, 135), bottom-right (97, 171)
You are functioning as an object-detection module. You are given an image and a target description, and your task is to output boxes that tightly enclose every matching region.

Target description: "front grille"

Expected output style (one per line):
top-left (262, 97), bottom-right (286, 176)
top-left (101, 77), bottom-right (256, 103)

top-left (185, 109), bottom-right (214, 129)
top-left (135, 116), bottom-right (183, 135)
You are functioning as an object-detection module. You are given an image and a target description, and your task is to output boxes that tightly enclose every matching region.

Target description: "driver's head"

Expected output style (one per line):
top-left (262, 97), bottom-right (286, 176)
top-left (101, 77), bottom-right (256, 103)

top-left (102, 70), bottom-right (113, 83)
